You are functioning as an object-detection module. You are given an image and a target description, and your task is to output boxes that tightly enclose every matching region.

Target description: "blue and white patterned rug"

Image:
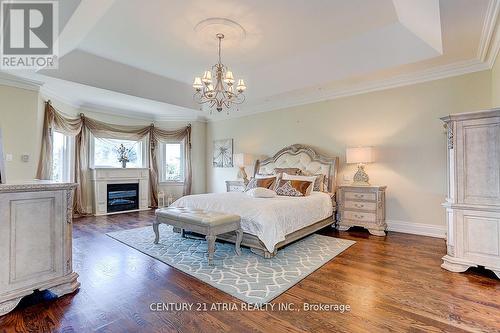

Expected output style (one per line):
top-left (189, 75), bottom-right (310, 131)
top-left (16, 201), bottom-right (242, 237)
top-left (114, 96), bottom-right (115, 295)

top-left (107, 225), bottom-right (355, 304)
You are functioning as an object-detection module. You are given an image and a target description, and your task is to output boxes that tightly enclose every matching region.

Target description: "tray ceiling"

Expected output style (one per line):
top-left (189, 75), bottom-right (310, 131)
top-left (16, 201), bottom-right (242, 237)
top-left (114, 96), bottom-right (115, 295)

top-left (3, 0), bottom-right (499, 121)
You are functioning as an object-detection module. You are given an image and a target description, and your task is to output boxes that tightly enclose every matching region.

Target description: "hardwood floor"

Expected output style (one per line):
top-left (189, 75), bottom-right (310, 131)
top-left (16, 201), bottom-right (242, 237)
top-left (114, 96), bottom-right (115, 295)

top-left (1, 210), bottom-right (499, 333)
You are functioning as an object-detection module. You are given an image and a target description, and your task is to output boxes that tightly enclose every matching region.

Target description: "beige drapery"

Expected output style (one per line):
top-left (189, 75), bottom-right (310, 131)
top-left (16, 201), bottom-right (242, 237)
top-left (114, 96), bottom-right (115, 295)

top-left (37, 101), bottom-right (192, 215)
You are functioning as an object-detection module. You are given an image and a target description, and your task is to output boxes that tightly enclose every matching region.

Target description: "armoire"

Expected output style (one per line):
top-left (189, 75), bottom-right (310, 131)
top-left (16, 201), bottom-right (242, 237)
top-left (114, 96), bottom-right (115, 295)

top-left (441, 108), bottom-right (500, 279)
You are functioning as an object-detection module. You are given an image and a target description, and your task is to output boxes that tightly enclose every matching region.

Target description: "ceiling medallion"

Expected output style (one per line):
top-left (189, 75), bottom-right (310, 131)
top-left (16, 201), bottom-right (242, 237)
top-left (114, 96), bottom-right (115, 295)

top-left (192, 33), bottom-right (246, 114)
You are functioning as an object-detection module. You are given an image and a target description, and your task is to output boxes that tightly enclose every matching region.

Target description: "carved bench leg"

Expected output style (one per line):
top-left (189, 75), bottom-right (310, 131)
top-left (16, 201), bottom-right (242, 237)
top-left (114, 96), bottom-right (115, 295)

top-left (153, 222), bottom-right (160, 244)
top-left (206, 235), bottom-right (216, 266)
top-left (235, 229), bottom-right (243, 255)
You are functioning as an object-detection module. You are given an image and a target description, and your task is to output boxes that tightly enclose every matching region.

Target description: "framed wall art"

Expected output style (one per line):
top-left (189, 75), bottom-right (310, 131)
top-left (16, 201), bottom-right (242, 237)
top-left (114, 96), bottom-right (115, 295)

top-left (213, 139), bottom-right (233, 168)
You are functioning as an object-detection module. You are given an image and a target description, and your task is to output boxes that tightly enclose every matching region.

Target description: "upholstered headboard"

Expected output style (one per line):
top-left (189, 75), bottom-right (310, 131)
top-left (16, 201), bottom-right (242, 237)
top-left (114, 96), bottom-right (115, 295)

top-left (254, 144), bottom-right (339, 193)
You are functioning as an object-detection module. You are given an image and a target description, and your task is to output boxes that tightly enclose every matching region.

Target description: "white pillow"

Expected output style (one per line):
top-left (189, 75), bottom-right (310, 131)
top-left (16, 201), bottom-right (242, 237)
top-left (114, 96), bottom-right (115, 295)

top-left (246, 187), bottom-right (277, 198)
top-left (255, 174), bottom-right (279, 180)
top-left (282, 173), bottom-right (317, 182)
top-left (282, 173), bottom-right (316, 195)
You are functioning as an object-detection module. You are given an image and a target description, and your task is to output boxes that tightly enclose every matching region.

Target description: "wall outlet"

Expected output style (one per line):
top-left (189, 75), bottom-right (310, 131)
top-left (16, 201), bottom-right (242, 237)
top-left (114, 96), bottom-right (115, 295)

top-left (21, 154), bottom-right (29, 162)
top-left (343, 174), bottom-right (351, 181)
top-left (5, 154), bottom-right (13, 162)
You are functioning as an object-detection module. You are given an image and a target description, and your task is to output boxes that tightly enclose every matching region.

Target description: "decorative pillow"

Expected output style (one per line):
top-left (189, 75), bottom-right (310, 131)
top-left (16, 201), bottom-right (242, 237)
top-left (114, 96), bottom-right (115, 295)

top-left (246, 187), bottom-right (277, 198)
top-left (275, 179), bottom-right (313, 197)
top-left (245, 176), bottom-right (277, 191)
top-left (312, 174), bottom-right (325, 192)
top-left (282, 173), bottom-right (316, 195)
top-left (302, 172), bottom-right (327, 192)
top-left (273, 168), bottom-right (302, 176)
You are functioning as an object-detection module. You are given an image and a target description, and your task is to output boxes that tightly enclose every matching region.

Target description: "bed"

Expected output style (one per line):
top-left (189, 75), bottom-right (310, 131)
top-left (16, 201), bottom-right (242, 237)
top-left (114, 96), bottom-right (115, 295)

top-left (170, 144), bottom-right (339, 258)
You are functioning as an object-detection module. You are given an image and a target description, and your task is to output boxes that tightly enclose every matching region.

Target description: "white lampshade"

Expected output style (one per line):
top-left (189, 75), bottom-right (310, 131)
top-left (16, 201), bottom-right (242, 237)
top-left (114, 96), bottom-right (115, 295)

top-left (202, 70), bottom-right (212, 83)
top-left (233, 153), bottom-right (253, 167)
top-left (192, 77), bottom-right (202, 89)
top-left (346, 147), bottom-right (373, 164)
top-left (224, 70), bottom-right (235, 84)
top-left (237, 79), bottom-right (246, 92)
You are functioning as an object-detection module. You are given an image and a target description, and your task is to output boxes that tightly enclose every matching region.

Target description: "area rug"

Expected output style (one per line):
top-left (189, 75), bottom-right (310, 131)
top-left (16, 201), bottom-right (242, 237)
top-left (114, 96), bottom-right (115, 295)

top-left (107, 225), bottom-right (355, 304)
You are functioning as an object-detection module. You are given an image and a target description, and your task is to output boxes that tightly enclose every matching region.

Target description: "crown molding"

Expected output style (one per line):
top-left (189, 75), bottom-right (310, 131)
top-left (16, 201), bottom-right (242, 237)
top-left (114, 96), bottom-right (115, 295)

top-left (485, 2), bottom-right (500, 68)
top-left (41, 84), bottom-right (206, 122)
top-left (40, 85), bottom-right (82, 109)
top-left (478, 0), bottom-right (500, 62)
top-left (0, 72), bottom-right (44, 91)
top-left (212, 58), bottom-right (490, 122)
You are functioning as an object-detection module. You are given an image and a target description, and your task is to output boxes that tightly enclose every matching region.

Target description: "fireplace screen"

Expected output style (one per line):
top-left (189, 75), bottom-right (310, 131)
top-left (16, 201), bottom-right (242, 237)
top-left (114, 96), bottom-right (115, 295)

top-left (107, 183), bottom-right (139, 213)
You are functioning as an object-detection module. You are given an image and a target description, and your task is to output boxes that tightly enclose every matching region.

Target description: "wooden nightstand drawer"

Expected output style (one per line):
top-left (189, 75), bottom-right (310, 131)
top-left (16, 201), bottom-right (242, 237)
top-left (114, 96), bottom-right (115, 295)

top-left (345, 192), bottom-right (376, 201)
top-left (344, 201), bottom-right (376, 211)
top-left (344, 210), bottom-right (376, 222)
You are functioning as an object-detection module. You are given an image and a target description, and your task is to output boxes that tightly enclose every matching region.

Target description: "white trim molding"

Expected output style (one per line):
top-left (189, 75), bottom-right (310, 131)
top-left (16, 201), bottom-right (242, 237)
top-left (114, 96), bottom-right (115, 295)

top-left (0, 72), bottom-right (43, 91)
top-left (386, 220), bottom-right (446, 239)
top-left (478, 0), bottom-right (500, 62)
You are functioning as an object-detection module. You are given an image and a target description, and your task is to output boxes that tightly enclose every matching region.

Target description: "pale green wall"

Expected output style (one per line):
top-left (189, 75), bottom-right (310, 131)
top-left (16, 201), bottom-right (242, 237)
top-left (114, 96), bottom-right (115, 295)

top-left (207, 71), bottom-right (492, 228)
top-left (0, 86), bottom-right (41, 181)
top-left (492, 51), bottom-right (500, 107)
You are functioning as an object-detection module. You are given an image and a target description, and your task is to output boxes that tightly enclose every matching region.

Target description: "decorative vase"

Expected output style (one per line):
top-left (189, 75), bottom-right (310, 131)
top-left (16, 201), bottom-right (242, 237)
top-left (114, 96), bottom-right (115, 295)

top-left (121, 160), bottom-right (127, 168)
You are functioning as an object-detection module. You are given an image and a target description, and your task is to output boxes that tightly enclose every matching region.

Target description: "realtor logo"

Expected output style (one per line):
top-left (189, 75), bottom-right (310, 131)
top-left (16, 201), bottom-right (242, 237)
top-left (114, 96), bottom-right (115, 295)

top-left (1, 0), bottom-right (58, 69)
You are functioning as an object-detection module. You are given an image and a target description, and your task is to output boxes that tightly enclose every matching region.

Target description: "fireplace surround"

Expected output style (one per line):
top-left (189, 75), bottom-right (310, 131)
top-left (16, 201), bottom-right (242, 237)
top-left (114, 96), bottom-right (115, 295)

top-left (90, 168), bottom-right (149, 215)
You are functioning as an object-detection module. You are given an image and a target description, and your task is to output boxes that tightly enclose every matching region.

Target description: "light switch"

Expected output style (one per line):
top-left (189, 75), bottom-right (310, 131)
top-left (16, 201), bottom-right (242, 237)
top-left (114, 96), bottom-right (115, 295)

top-left (5, 154), bottom-right (13, 162)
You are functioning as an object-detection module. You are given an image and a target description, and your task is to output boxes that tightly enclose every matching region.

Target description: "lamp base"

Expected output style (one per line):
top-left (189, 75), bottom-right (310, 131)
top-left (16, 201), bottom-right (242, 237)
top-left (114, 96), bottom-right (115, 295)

top-left (352, 164), bottom-right (370, 186)
top-left (237, 166), bottom-right (249, 185)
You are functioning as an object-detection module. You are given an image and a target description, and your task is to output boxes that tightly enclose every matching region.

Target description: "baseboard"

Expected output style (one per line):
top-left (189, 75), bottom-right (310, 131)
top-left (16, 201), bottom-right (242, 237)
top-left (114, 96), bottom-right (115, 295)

top-left (386, 220), bottom-right (446, 239)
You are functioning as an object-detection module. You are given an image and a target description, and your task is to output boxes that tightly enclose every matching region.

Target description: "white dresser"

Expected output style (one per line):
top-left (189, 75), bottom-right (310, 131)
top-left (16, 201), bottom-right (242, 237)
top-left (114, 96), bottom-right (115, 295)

top-left (0, 181), bottom-right (79, 315)
top-left (441, 109), bottom-right (500, 279)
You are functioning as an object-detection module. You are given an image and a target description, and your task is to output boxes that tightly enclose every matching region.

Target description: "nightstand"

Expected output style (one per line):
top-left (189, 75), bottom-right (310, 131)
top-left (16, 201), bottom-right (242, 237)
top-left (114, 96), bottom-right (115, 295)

top-left (337, 185), bottom-right (387, 236)
top-left (225, 180), bottom-right (246, 192)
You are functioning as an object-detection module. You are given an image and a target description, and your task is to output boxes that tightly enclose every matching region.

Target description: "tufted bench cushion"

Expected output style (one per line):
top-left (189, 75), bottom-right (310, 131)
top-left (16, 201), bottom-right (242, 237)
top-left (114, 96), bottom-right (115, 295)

top-left (157, 207), bottom-right (241, 227)
top-left (154, 207), bottom-right (243, 265)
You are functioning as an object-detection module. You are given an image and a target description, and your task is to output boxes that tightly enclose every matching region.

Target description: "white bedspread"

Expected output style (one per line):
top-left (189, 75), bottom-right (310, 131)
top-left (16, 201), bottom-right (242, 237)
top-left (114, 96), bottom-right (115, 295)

top-left (170, 192), bottom-right (333, 252)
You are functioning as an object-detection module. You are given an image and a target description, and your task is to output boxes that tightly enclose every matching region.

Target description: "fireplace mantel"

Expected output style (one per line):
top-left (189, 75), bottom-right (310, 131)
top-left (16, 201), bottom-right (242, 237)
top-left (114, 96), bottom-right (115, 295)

top-left (90, 168), bottom-right (149, 215)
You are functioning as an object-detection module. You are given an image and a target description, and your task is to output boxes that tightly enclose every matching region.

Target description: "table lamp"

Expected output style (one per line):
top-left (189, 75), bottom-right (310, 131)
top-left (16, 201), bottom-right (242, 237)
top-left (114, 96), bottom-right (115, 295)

top-left (346, 147), bottom-right (373, 186)
top-left (233, 153), bottom-right (253, 184)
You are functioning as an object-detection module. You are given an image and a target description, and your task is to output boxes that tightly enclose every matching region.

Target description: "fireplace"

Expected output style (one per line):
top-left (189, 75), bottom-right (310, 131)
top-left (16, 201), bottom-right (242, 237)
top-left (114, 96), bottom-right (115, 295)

top-left (107, 183), bottom-right (139, 213)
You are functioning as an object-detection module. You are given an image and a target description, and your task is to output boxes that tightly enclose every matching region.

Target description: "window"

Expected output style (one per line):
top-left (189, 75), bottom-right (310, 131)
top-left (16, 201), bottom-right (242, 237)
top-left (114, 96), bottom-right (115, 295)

top-left (160, 142), bottom-right (184, 182)
top-left (52, 131), bottom-right (73, 182)
top-left (92, 137), bottom-right (144, 168)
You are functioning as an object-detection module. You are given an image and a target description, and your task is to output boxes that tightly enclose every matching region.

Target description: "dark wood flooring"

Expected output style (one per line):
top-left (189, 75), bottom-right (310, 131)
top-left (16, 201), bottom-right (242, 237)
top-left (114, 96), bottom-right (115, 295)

top-left (1, 210), bottom-right (499, 333)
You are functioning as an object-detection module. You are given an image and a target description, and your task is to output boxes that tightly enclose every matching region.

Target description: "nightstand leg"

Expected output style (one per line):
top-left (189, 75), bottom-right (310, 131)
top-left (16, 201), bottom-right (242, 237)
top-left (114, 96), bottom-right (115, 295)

top-left (368, 228), bottom-right (386, 236)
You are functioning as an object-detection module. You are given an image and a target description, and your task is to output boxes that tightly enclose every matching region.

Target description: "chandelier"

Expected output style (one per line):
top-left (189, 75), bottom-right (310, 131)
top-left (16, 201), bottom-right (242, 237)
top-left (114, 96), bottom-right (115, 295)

top-left (192, 33), bottom-right (246, 114)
